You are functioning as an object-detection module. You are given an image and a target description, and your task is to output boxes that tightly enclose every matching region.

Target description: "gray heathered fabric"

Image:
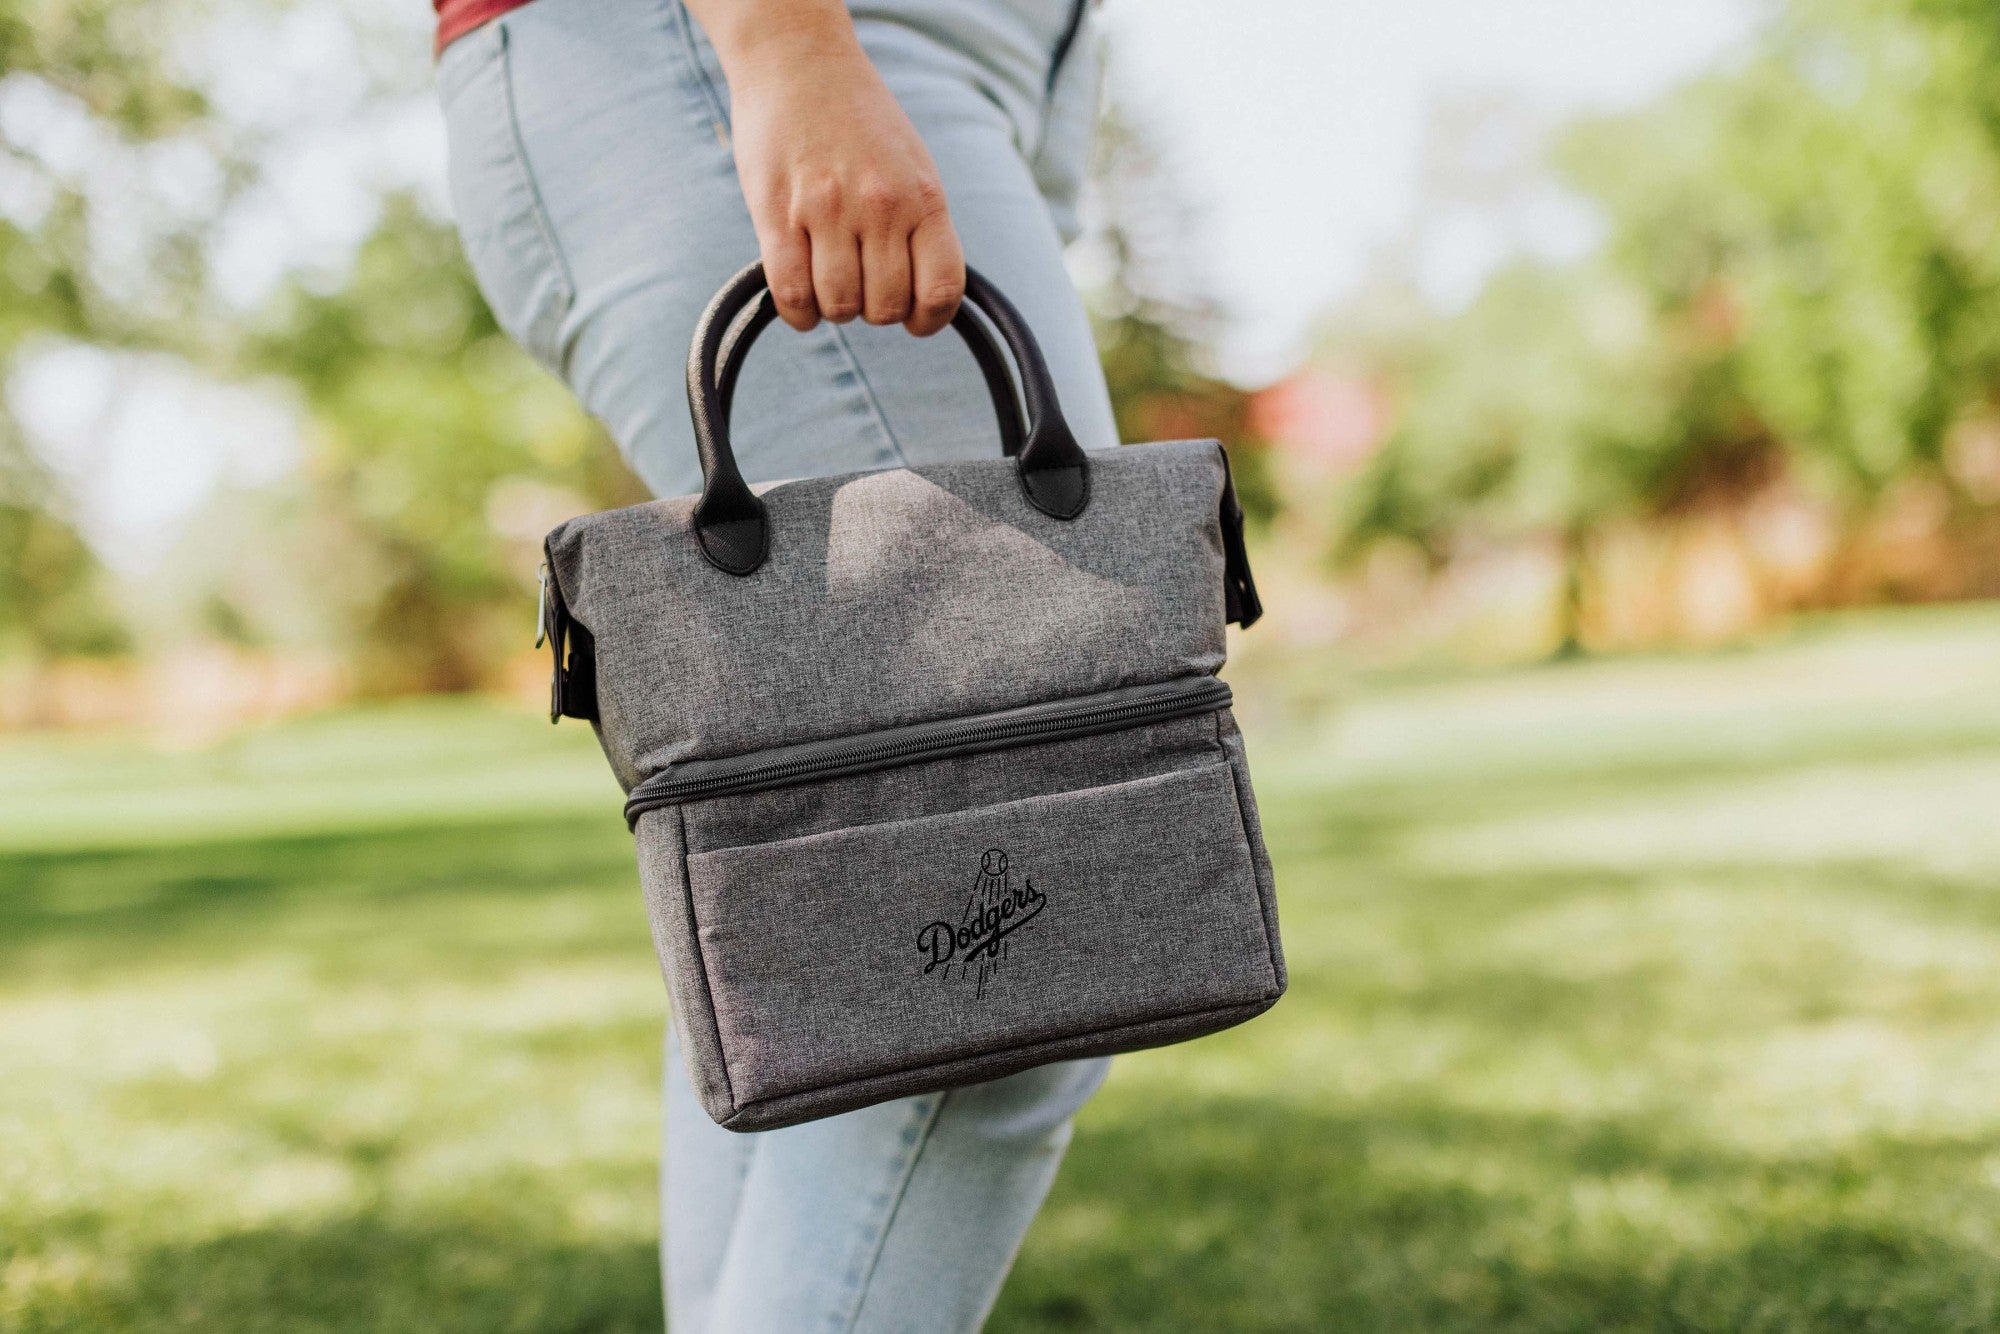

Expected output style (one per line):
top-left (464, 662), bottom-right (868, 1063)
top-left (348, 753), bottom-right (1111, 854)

top-left (1217, 710), bottom-right (1288, 994)
top-left (546, 438), bottom-right (1230, 790)
top-left (635, 728), bottom-right (1282, 1130)
top-left (563, 438), bottom-right (1284, 1130)
top-left (688, 761), bottom-right (1274, 1103)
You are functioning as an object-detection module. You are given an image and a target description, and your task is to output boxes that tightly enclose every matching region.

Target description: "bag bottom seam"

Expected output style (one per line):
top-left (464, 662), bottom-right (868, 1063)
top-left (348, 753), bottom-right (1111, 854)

top-left (724, 992), bottom-right (1277, 1121)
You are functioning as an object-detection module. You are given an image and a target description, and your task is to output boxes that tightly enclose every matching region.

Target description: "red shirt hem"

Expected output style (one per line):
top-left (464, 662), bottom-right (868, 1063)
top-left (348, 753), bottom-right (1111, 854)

top-left (435, 0), bottom-right (537, 56)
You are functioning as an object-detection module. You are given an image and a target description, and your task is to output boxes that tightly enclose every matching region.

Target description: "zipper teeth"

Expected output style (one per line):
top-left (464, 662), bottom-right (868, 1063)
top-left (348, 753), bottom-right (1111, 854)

top-left (628, 680), bottom-right (1228, 812)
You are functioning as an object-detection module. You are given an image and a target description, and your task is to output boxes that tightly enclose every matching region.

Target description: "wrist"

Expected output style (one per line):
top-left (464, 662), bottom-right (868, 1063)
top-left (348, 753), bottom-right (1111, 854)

top-left (705, 3), bottom-right (866, 92)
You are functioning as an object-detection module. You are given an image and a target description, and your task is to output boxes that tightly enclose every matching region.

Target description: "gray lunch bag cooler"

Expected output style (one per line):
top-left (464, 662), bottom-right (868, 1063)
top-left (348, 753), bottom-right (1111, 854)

top-left (538, 263), bottom-right (1285, 1131)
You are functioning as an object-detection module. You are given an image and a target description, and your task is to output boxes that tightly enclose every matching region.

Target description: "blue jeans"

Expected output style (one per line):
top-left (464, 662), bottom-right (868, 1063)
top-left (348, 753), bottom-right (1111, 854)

top-left (437, 3), bottom-right (1114, 1329)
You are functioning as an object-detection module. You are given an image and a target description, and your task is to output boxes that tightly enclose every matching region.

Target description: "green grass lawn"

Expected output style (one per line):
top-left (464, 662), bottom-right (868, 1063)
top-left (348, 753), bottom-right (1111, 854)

top-left (8, 607), bottom-right (2000, 1332)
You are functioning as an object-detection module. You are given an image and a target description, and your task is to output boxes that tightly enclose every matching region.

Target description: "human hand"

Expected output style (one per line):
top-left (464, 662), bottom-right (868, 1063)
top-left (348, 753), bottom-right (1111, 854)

top-left (696, 1), bottom-right (964, 336)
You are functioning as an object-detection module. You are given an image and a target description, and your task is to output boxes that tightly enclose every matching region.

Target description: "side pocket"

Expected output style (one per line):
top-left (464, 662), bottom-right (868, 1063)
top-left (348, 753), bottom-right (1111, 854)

top-left (438, 20), bottom-right (575, 375)
top-left (635, 806), bottom-right (739, 1125)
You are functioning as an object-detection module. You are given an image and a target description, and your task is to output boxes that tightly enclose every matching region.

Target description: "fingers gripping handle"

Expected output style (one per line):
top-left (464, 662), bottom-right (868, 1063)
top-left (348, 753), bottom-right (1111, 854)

top-left (685, 261), bottom-right (1090, 576)
top-left (712, 288), bottom-right (1024, 458)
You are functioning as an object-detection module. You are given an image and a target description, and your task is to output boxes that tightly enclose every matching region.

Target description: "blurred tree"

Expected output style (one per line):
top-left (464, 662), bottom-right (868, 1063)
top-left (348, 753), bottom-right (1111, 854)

top-left (1336, 0), bottom-right (2000, 643)
top-left (1339, 262), bottom-right (1712, 651)
top-left (0, 0), bottom-right (220, 662)
top-left (3, 0), bottom-right (630, 697)
top-left (1561, 14), bottom-right (1995, 508)
top-left (245, 195), bottom-right (638, 694)
top-left (0, 446), bottom-right (128, 659)
top-left (1084, 95), bottom-right (1272, 522)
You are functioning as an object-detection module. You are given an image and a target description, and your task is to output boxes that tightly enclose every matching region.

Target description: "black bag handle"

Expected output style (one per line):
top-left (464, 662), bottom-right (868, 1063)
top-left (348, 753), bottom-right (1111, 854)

top-left (686, 261), bottom-right (1091, 575)
top-left (712, 284), bottom-right (1027, 460)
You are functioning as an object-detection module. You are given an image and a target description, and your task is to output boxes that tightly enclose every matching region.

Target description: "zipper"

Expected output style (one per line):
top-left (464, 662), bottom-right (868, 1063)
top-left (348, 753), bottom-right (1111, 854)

top-left (623, 675), bottom-right (1231, 827)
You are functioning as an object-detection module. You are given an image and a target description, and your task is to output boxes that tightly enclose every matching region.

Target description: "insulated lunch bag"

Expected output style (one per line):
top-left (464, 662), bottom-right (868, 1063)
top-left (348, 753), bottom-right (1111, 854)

top-left (538, 262), bottom-right (1285, 1131)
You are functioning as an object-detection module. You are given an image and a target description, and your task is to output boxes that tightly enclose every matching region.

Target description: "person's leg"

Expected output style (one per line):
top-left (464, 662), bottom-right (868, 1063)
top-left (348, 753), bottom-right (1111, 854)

top-left (699, 1057), bottom-right (1109, 1334)
top-left (662, 1026), bottom-right (754, 1332)
top-left (440, 2), bottom-right (1115, 1328)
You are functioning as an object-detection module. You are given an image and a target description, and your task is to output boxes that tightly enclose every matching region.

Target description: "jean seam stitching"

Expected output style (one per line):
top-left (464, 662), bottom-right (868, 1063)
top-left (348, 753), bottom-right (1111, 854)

top-left (1031, 7), bottom-right (1092, 168)
top-left (834, 1091), bottom-right (950, 1333)
top-left (493, 21), bottom-right (578, 366)
top-left (826, 326), bottom-right (912, 467)
top-left (671, 0), bottom-right (732, 134)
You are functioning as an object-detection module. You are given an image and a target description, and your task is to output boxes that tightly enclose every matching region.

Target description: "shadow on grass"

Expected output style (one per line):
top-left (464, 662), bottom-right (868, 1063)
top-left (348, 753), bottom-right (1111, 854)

top-left (997, 1092), bottom-right (2000, 1334)
top-left (15, 1197), bottom-right (662, 1334)
top-left (0, 812), bottom-right (639, 982)
top-left (17, 1092), bottom-right (1998, 1334)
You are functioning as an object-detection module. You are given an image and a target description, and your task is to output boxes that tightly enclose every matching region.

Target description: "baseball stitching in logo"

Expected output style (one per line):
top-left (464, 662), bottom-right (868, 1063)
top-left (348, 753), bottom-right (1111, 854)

top-left (916, 848), bottom-right (1048, 999)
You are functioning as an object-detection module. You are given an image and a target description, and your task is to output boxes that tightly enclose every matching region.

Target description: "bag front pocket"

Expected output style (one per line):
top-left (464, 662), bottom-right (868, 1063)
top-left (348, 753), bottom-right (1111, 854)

top-left (679, 760), bottom-right (1281, 1108)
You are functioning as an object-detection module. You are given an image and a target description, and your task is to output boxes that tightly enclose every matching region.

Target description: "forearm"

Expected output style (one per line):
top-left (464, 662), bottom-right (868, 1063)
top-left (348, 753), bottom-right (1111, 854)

top-left (681, 0), bottom-right (864, 94)
top-left (679, 0), bottom-right (963, 335)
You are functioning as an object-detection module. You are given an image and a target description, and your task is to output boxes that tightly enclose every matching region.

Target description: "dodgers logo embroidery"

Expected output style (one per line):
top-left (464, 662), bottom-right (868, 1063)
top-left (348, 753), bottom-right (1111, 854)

top-left (916, 848), bottom-right (1048, 999)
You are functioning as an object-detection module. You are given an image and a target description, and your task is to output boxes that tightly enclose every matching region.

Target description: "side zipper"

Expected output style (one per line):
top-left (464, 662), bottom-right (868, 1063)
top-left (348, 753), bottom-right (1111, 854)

top-left (623, 675), bottom-right (1231, 827)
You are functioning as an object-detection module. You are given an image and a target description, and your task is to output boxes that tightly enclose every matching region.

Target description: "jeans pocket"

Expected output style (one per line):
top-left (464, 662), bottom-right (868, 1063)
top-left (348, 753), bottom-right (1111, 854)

top-left (1031, 11), bottom-right (1102, 246)
top-left (439, 20), bottom-right (575, 375)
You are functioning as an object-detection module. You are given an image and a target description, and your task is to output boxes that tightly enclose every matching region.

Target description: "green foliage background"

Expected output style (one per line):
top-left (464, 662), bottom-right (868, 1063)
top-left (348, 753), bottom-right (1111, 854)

top-left (1338, 0), bottom-right (2000, 629)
